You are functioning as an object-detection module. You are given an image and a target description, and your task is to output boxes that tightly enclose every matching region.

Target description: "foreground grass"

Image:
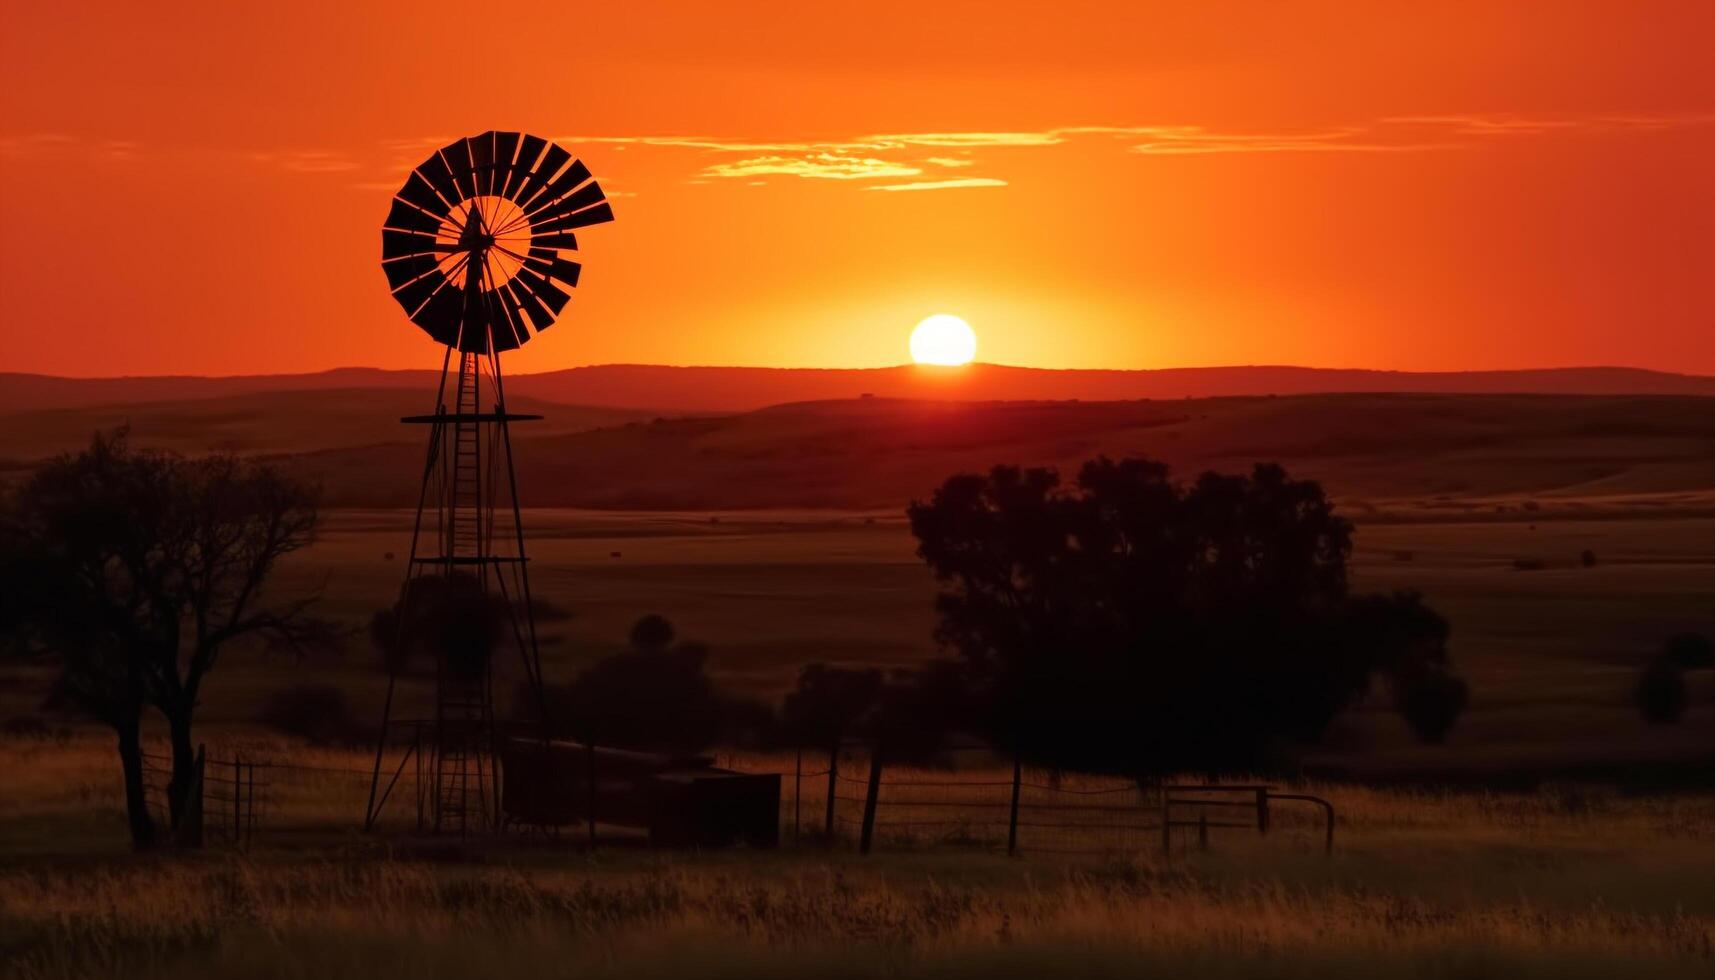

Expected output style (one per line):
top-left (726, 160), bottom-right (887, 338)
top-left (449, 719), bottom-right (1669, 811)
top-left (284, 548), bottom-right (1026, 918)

top-left (2, 735), bottom-right (1713, 979)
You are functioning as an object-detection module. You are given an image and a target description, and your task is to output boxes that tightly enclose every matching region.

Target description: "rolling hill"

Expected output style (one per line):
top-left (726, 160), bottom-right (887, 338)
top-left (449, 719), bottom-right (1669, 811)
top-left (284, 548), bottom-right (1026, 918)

top-left (280, 393), bottom-right (1715, 514)
top-left (5, 363), bottom-right (1712, 414)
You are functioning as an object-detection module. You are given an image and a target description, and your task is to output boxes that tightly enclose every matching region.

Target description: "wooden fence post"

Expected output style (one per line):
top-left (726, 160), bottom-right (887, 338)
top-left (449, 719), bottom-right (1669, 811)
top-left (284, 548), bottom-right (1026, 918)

top-left (1160, 794), bottom-right (1171, 856)
top-left (793, 747), bottom-right (802, 844)
top-left (823, 744), bottom-right (838, 841)
top-left (1256, 788), bottom-right (1270, 836)
top-left (858, 749), bottom-right (883, 856)
top-left (183, 744), bottom-right (206, 849)
top-left (233, 752), bottom-right (243, 844)
top-left (585, 740), bottom-right (597, 850)
top-left (1006, 755), bottom-right (1022, 857)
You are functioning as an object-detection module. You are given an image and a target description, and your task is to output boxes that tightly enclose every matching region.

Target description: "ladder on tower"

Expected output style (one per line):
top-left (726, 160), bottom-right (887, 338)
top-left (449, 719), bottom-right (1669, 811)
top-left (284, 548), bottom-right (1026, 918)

top-left (433, 352), bottom-right (492, 835)
top-left (448, 353), bottom-right (482, 563)
top-left (434, 681), bottom-right (489, 835)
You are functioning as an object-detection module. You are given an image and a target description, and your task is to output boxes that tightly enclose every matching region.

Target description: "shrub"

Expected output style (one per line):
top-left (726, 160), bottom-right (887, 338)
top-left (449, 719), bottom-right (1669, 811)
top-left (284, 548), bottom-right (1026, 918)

top-left (258, 684), bottom-right (353, 744)
top-left (1635, 658), bottom-right (1688, 725)
top-left (1661, 632), bottom-right (1714, 670)
top-left (1580, 549), bottom-right (1598, 568)
top-left (1394, 666), bottom-right (1469, 743)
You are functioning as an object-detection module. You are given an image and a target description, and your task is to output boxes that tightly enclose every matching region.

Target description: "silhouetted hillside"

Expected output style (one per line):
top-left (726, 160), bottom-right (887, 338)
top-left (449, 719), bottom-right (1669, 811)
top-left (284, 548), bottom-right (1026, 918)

top-left (0, 388), bottom-right (652, 463)
top-left (5, 363), bottom-right (1711, 414)
top-left (282, 393), bottom-right (1715, 513)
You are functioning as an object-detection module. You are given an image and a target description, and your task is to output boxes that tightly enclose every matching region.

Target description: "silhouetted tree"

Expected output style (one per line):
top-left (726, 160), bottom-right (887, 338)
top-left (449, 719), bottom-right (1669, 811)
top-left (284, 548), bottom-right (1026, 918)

top-left (908, 457), bottom-right (1467, 774)
top-left (548, 616), bottom-right (724, 755)
top-left (0, 431), bottom-right (324, 840)
top-left (629, 613), bottom-right (676, 653)
top-left (1634, 633), bottom-right (1712, 725)
top-left (1635, 658), bottom-right (1688, 725)
top-left (867, 661), bottom-right (970, 763)
top-left (369, 573), bottom-right (509, 679)
top-left (780, 663), bottom-right (884, 753)
top-left (1660, 632), bottom-right (1714, 670)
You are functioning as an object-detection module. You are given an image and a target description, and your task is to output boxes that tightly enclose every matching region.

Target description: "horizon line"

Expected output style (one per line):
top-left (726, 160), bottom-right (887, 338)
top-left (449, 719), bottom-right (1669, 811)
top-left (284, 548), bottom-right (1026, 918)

top-left (5, 362), bottom-right (1711, 383)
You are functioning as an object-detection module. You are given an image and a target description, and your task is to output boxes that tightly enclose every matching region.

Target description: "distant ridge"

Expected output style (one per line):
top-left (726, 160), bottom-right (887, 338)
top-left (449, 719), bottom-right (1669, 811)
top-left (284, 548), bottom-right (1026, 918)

top-left (4, 363), bottom-right (1712, 413)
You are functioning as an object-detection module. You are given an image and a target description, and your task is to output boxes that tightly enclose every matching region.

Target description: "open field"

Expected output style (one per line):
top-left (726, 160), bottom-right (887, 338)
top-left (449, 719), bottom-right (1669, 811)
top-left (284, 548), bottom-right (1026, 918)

top-left (3, 735), bottom-right (1714, 979)
top-left (5, 509), bottom-right (1712, 779)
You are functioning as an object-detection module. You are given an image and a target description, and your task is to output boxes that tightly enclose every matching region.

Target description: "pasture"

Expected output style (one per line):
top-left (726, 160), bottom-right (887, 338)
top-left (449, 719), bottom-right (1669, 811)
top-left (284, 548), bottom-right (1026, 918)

top-left (6, 508), bottom-right (1699, 779)
top-left (3, 735), bottom-right (1714, 979)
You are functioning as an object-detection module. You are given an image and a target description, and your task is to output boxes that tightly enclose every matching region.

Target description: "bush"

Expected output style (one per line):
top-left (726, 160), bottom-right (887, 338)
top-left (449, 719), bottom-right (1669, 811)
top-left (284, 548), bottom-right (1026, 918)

top-left (1394, 666), bottom-right (1469, 743)
top-left (541, 617), bottom-right (729, 755)
top-left (258, 684), bottom-right (353, 743)
top-left (1635, 658), bottom-right (1688, 725)
top-left (1579, 549), bottom-right (1598, 568)
top-left (1661, 632), bottom-right (1714, 670)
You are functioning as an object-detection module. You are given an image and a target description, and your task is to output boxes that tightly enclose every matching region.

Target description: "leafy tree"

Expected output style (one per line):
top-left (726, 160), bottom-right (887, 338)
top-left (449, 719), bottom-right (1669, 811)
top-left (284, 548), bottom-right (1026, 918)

top-left (1635, 659), bottom-right (1688, 724)
top-left (1634, 633), bottom-right (1712, 725)
top-left (0, 431), bottom-right (323, 840)
top-left (548, 615), bottom-right (724, 755)
top-left (370, 573), bottom-right (509, 681)
top-left (908, 457), bottom-right (1467, 775)
top-left (780, 663), bottom-right (883, 753)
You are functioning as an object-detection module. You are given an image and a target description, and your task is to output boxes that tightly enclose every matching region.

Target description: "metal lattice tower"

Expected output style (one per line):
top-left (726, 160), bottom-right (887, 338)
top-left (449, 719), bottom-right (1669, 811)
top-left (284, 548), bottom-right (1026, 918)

top-left (363, 132), bottom-right (613, 834)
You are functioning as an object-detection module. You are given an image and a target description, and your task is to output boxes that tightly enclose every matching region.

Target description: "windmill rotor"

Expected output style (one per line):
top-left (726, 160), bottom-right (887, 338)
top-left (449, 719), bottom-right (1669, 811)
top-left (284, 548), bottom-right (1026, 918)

top-left (381, 131), bottom-right (613, 354)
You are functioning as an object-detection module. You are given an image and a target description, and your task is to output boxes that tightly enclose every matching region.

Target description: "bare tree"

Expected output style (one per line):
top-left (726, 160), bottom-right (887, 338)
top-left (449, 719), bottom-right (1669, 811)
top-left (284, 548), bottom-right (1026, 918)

top-left (2, 431), bottom-right (324, 840)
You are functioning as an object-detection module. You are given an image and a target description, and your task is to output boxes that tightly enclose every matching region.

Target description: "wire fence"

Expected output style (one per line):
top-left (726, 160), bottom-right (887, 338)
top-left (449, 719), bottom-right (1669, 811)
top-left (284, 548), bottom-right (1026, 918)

top-left (742, 747), bottom-right (1334, 857)
top-left (135, 742), bottom-right (1332, 857)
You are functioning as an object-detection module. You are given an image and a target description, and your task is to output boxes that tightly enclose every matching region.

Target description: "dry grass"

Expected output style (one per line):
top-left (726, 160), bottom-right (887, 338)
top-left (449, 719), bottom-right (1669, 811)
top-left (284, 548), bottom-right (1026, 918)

top-left (3, 735), bottom-right (1714, 979)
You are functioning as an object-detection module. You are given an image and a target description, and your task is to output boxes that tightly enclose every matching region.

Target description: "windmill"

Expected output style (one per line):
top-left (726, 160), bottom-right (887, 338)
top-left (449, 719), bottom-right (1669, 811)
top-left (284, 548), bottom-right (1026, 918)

top-left (363, 131), bottom-right (613, 834)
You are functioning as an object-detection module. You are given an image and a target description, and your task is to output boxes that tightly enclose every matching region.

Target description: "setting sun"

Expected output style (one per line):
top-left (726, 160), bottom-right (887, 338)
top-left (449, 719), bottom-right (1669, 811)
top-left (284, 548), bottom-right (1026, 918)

top-left (909, 315), bottom-right (977, 366)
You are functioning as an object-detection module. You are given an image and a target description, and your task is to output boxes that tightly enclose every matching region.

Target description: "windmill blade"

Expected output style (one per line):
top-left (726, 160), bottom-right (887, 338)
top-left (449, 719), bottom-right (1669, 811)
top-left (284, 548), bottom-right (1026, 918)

top-left (396, 171), bottom-right (450, 218)
top-left (501, 134), bottom-right (545, 200)
top-left (440, 137), bottom-right (477, 201)
top-left (485, 287), bottom-right (522, 351)
top-left (524, 247), bottom-right (582, 287)
top-left (384, 198), bottom-right (442, 235)
top-left (507, 280), bottom-right (556, 330)
top-left (513, 268), bottom-right (570, 315)
top-left (510, 143), bottom-right (569, 208)
top-left (411, 283), bottom-right (464, 346)
top-left (492, 132), bottom-right (522, 196)
top-left (391, 268), bottom-right (448, 315)
top-left (470, 131), bottom-right (497, 197)
top-left (530, 182), bottom-right (606, 227)
top-left (416, 152), bottom-right (461, 209)
top-left (382, 229), bottom-right (440, 258)
top-left (495, 283), bottom-right (532, 346)
top-left (382, 253), bottom-right (439, 289)
top-left (521, 159), bottom-right (592, 216)
top-left (534, 202), bottom-right (615, 235)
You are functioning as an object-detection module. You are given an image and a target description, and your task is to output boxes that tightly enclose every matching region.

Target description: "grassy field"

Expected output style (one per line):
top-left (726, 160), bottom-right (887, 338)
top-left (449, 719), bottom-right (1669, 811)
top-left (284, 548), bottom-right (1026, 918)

top-left (3, 735), bottom-right (1714, 979)
top-left (6, 507), bottom-right (1700, 778)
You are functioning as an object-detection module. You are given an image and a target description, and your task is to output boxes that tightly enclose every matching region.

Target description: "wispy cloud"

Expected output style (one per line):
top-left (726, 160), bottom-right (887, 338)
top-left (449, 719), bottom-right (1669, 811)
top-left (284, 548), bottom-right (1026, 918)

top-left (702, 153), bottom-right (922, 181)
top-left (866, 178), bottom-right (1007, 192)
top-left (862, 132), bottom-right (1065, 147)
top-left (1382, 112), bottom-right (1715, 136)
top-left (926, 157), bottom-right (975, 168)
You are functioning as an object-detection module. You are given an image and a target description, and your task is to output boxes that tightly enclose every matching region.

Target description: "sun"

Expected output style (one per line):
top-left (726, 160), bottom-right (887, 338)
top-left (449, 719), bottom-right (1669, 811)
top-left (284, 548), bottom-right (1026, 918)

top-left (909, 314), bottom-right (978, 366)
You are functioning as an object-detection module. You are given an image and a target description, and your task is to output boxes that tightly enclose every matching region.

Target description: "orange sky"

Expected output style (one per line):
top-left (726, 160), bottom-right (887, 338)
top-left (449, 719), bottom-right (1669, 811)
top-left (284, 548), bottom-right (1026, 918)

top-left (2, 1), bottom-right (1712, 377)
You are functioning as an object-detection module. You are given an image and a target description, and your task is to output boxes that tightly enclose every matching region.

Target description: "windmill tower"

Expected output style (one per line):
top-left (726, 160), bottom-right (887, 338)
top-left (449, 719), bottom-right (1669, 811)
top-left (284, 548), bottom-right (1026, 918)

top-left (363, 132), bottom-right (613, 834)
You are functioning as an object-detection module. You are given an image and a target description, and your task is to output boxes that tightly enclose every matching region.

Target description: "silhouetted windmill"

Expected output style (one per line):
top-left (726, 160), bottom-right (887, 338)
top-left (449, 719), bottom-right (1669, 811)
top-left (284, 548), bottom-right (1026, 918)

top-left (364, 132), bottom-right (613, 835)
